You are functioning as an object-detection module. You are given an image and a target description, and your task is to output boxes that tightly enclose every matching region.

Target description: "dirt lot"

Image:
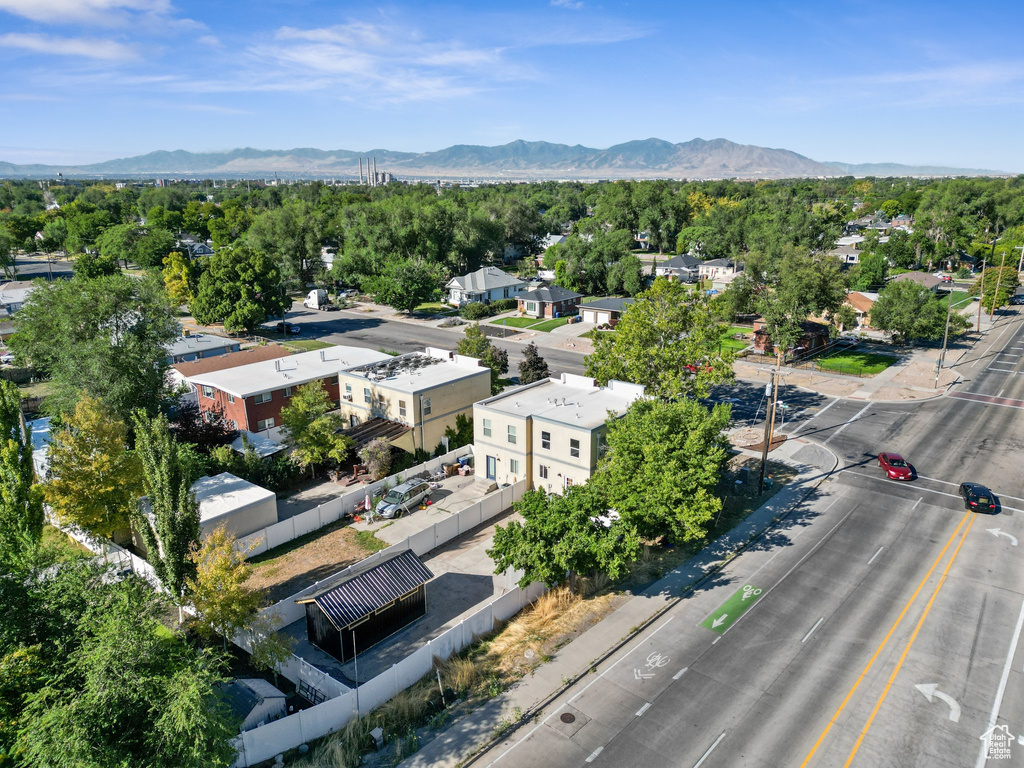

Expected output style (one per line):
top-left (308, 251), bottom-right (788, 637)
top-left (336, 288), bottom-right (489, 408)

top-left (248, 522), bottom-right (383, 603)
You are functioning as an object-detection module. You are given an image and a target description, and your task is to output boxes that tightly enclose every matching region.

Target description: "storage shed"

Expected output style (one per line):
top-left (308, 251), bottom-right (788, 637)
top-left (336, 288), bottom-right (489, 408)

top-left (297, 550), bottom-right (433, 663)
top-left (194, 472), bottom-right (278, 539)
top-left (220, 678), bottom-right (287, 732)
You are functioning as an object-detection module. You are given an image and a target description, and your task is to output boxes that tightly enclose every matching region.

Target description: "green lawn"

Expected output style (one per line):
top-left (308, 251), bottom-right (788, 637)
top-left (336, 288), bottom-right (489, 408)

top-left (815, 350), bottom-right (898, 376)
top-left (41, 525), bottom-right (91, 561)
top-left (282, 339), bottom-right (333, 353)
top-left (494, 316), bottom-right (542, 329)
top-left (413, 301), bottom-right (457, 315)
top-left (938, 290), bottom-right (970, 308)
top-left (531, 316), bottom-right (572, 332)
top-left (720, 325), bottom-right (752, 352)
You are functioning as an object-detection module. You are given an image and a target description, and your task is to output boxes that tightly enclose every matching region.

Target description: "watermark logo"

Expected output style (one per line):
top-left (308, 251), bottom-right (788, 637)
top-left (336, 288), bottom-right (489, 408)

top-left (981, 724), bottom-right (1015, 760)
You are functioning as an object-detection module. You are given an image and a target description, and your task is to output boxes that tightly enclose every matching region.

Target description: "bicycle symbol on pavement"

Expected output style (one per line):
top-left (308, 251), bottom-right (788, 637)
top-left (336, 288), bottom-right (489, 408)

top-left (645, 652), bottom-right (670, 671)
top-left (742, 584), bottom-right (763, 601)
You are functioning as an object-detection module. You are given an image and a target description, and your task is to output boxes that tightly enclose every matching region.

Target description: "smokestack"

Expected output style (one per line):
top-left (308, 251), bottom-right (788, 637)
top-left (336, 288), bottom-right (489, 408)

top-left (358, 157), bottom-right (363, 184)
top-left (373, 157), bottom-right (377, 187)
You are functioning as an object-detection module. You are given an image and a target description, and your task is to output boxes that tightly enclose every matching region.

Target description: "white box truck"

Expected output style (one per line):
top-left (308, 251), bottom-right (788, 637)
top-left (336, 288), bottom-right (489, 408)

top-left (303, 289), bottom-right (336, 311)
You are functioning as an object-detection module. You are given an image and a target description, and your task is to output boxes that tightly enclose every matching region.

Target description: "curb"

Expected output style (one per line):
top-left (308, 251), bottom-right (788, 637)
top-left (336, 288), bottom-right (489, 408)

top-left (453, 439), bottom-right (842, 768)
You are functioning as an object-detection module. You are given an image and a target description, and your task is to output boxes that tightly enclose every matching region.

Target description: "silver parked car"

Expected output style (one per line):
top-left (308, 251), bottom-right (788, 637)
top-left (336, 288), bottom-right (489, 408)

top-left (375, 480), bottom-right (432, 519)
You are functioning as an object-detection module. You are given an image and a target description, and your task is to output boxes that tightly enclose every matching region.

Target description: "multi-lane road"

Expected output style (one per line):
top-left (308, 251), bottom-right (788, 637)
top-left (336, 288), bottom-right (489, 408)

top-left (461, 308), bottom-right (1024, 768)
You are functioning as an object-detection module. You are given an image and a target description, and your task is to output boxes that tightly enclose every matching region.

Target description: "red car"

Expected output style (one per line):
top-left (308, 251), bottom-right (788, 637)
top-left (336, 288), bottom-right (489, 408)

top-left (878, 452), bottom-right (913, 480)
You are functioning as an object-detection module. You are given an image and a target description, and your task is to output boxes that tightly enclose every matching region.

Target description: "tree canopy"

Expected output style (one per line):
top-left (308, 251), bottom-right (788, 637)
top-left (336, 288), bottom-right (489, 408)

top-left (189, 246), bottom-right (290, 333)
top-left (456, 324), bottom-right (509, 394)
top-left (871, 280), bottom-right (968, 343)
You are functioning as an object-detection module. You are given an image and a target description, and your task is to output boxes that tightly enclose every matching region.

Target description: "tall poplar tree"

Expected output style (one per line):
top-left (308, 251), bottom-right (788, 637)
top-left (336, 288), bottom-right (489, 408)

top-left (0, 380), bottom-right (42, 564)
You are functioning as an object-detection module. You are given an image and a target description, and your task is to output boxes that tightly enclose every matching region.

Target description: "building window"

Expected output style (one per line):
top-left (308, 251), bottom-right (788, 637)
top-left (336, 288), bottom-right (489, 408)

top-left (377, 393), bottom-right (385, 407)
top-left (256, 417), bottom-right (275, 431)
top-left (508, 425), bottom-right (517, 445)
top-left (483, 418), bottom-right (492, 437)
top-left (254, 392), bottom-right (272, 405)
top-left (539, 464), bottom-right (548, 479)
top-left (345, 383), bottom-right (352, 395)
top-left (283, 387), bottom-right (292, 398)
top-left (570, 438), bottom-right (580, 458)
top-left (527, 301), bottom-right (537, 313)
top-left (423, 398), bottom-right (432, 415)
top-left (510, 459), bottom-right (520, 475)
top-left (541, 431), bottom-right (550, 450)
top-left (565, 476), bottom-right (574, 489)
top-left (229, 420), bottom-right (237, 429)
top-left (201, 385), bottom-right (213, 399)
top-left (399, 400), bottom-right (407, 418)
top-left (227, 393), bottom-right (235, 403)
top-left (364, 387), bottom-right (371, 404)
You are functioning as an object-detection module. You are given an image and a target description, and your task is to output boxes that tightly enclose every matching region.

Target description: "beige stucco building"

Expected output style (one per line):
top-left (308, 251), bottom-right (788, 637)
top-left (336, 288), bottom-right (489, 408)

top-left (336, 348), bottom-right (491, 454)
top-left (473, 374), bottom-right (646, 493)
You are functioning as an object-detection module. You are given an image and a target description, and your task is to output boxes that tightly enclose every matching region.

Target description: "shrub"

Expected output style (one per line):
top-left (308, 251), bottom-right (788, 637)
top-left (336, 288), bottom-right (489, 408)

top-left (459, 302), bottom-right (490, 320)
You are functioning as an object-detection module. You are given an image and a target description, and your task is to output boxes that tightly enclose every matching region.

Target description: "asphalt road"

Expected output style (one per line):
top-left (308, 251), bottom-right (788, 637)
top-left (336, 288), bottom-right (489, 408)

top-left (474, 307), bottom-right (1024, 768)
top-left (10, 253), bottom-right (74, 281)
top-left (281, 304), bottom-right (589, 378)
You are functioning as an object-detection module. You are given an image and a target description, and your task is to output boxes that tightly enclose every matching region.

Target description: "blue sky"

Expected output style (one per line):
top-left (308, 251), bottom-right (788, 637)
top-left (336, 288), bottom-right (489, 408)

top-left (1, 0), bottom-right (1022, 170)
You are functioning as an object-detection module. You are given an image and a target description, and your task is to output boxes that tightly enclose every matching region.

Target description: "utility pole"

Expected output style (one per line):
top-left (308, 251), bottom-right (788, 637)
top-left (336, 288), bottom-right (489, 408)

top-left (990, 251), bottom-right (1007, 323)
top-left (976, 258), bottom-right (986, 332)
top-left (758, 357), bottom-right (781, 493)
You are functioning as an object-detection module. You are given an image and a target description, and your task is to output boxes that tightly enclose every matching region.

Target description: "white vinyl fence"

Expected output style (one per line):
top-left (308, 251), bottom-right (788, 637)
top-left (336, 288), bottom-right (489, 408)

top-left (232, 579), bottom-right (546, 767)
top-left (233, 445), bottom-right (476, 558)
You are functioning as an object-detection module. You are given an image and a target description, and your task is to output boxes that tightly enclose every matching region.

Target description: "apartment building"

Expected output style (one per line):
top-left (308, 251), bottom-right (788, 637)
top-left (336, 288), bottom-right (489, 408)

top-left (335, 348), bottom-right (491, 454)
top-left (187, 346), bottom-right (391, 432)
top-left (473, 373), bottom-right (645, 493)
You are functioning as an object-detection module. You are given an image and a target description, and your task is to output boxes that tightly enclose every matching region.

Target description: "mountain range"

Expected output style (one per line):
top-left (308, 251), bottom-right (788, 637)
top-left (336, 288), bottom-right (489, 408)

top-left (0, 138), bottom-right (1007, 179)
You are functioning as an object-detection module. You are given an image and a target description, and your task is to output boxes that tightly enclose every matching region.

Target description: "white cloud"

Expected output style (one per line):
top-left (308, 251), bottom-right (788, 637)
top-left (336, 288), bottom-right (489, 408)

top-left (551, 0), bottom-right (585, 8)
top-left (0, 0), bottom-right (170, 24)
top-left (0, 32), bottom-right (136, 60)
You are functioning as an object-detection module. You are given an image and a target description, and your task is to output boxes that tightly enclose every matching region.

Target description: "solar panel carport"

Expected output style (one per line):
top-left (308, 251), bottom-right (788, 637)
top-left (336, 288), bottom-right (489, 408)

top-left (296, 550), bottom-right (434, 663)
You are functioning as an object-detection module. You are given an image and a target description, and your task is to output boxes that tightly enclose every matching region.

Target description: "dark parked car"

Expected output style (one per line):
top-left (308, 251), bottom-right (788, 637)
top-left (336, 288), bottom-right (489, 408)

top-left (878, 452), bottom-right (913, 480)
top-left (959, 482), bottom-right (996, 513)
top-left (275, 321), bottom-right (301, 335)
top-left (1010, 294), bottom-right (1024, 306)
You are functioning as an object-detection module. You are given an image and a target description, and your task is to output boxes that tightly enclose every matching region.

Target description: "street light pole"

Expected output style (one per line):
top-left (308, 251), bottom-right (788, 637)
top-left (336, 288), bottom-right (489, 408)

top-left (934, 295), bottom-right (975, 388)
top-left (976, 258), bottom-right (987, 332)
top-left (990, 251), bottom-right (1008, 323)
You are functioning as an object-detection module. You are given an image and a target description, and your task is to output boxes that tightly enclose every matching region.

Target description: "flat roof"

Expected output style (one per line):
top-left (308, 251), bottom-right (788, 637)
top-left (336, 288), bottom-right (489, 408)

top-left (477, 373), bottom-right (645, 429)
top-left (173, 345), bottom-right (292, 377)
top-left (165, 333), bottom-right (238, 359)
top-left (342, 348), bottom-right (486, 394)
top-left (193, 472), bottom-right (276, 524)
top-left (187, 345), bottom-right (392, 399)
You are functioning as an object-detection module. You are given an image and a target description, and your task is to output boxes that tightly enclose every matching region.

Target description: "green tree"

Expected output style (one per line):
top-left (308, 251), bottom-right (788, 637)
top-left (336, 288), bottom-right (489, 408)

top-left (0, 380), bottom-right (43, 564)
top-left (441, 413), bottom-right (473, 453)
top-left (96, 222), bottom-right (140, 269)
top-left (871, 280), bottom-right (968, 343)
top-left (10, 272), bottom-right (177, 421)
top-left (280, 381), bottom-right (353, 477)
top-left (594, 398), bottom-right (730, 544)
top-left (163, 250), bottom-right (198, 306)
top-left (487, 485), bottom-right (642, 590)
top-left (363, 257), bottom-right (445, 313)
top-left (518, 341), bottom-right (550, 384)
top-left (186, 525), bottom-right (263, 648)
top-left (132, 412), bottom-right (201, 617)
top-left (585, 278), bottom-right (733, 400)
top-left (970, 261), bottom-right (1020, 312)
top-left (0, 226), bottom-right (15, 279)
top-left (852, 250), bottom-right (888, 291)
top-left (44, 395), bottom-right (142, 540)
top-left (135, 227), bottom-right (177, 268)
top-left (189, 246), bottom-right (290, 333)
top-left (456, 324), bottom-right (509, 394)
top-left (834, 303), bottom-right (858, 332)
top-left (880, 199), bottom-right (902, 220)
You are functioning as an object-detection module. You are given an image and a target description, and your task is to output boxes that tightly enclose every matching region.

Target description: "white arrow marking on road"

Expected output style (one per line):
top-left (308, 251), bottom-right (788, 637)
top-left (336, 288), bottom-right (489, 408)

top-left (712, 614), bottom-right (727, 628)
top-left (915, 683), bottom-right (962, 723)
top-left (634, 669), bottom-right (654, 680)
top-left (988, 528), bottom-right (1019, 547)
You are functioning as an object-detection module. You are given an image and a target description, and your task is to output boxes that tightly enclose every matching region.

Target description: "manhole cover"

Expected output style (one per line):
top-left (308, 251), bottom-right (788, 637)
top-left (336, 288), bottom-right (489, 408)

top-left (560, 713), bottom-right (576, 724)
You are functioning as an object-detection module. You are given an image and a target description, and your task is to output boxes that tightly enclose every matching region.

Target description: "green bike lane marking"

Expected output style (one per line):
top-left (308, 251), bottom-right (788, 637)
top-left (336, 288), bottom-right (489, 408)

top-left (700, 583), bottom-right (764, 634)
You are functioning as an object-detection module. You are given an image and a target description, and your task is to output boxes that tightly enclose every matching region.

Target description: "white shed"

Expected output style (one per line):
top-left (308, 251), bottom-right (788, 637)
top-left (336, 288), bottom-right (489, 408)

top-left (222, 678), bottom-right (287, 732)
top-left (193, 473), bottom-right (278, 539)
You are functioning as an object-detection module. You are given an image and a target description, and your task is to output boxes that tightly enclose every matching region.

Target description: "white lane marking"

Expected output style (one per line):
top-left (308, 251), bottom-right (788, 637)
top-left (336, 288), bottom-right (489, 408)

top-left (841, 471), bottom-right (1024, 513)
top-left (905, 475), bottom-right (1024, 505)
top-left (712, 636), bottom-right (721, 644)
top-left (586, 747), bottom-right (603, 763)
top-left (824, 403), bottom-right (872, 445)
top-left (693, 733), bottom-right (727, 768)
top-left (802, 617), bottom-right (825, 643)
top-left (787, 396), bottom-right (839, 438)
top-left (721, 506), bottom-right (859, 638)
top-left (636, 702), bottom-right (651, 717)
top-left (568, 616), bottom-right (675, 704)
top-left (999, 354), bottom-right (1021, 358)
top-left (867, 546), bottom-right (884, 565)
top-left (975, 598), bottom-right (1024, 768)
top-left (999, 389), bottom-right (1006, 397)
top-left (673, 667), bottom-right (688, 680)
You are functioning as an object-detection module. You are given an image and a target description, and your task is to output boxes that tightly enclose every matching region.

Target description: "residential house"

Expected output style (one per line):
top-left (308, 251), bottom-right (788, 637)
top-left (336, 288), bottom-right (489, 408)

top-left (171, 345), bottom-right (294, 405)
top-left (335, 348), bottom-right (491, 455)
top-left (891, 271), bottom-right (942, 292)
top-left (472, 373), bottom-right (646, 493)
top-left (844, 291), bottom-right (877, 329)
top-left (698, 258), bottom-right (741, 282)
top-left (0, 281), bottom-right (36, 339)
top-left (890, 214), bottom-right (913, 230)
top-left (187, 345), bottom-right (391, 432)
top-left (186, 243), bottom-right (215, 258)
top-left (655, 254), bottom-right (701, 282)
top-left (710, 271), bottom-right (744, 293)
top-left (578, 297), bottom-right (635, 327)
top-left (752, 319), bottom-right (831, 357)
top-left (164, 333), bottom-right (241, 365)
top-left (222, 679), bottom-right (288, 733)
top-left (517, 286), bottom-right (583, 319)
top-left (540, 233), bottom-right (567, 252)
top-left (446, 267), bottom-right (527, 307)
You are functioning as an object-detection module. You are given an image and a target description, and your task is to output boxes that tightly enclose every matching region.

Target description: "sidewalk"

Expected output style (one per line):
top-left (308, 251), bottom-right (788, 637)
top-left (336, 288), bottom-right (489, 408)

top-left (402, 435), bottom-right (839, 768)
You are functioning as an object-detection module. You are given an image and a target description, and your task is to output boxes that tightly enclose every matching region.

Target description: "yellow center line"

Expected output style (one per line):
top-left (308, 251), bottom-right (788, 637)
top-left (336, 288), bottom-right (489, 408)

top-left (843, 511), bottom-right (977, 766)
top-left (799, 510), bottom-right (972, 768)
